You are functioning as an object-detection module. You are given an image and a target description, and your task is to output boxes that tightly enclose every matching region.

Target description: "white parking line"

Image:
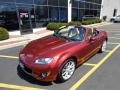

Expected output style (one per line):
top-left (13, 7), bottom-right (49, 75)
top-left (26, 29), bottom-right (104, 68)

top-left (109, 37), bottom-right (120, 39)
top-left (107, 42), bottom-right (120, 45)
top-left (104, 50), bottom-right (111, 53)
top-left (115, 34), bottom-right (120, 36)
top-left (83, 63), bottom-right (96, 67)
top-left (107, 31), bottom-right (120, 32)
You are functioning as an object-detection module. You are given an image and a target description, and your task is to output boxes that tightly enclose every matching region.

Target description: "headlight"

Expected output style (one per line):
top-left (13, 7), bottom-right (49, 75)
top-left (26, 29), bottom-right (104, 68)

top-left (34, 58), bottom-right (53, 64)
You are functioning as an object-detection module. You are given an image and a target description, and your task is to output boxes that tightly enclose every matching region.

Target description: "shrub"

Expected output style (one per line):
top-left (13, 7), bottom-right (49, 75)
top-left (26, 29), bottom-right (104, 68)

top-left (81, 21), bottom-right (91, 25)
top-left (81, 19), bottom-right (102, 25)
top-left (68, 21), bottom-right (81, 26)
top-left (0, 27), bottom-right (9, 41)
top-left (58, 23), bottom-right (68, 27)
top-left (47, 21), bottom-right (82, 31)
top-left (47, 19), bottom-right (102, 30)
top-left (47, 22), bottom-right (68, 31)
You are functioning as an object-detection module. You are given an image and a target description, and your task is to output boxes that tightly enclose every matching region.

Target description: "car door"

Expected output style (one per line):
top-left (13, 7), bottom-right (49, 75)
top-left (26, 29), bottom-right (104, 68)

top-left (77, 28), bottom-right (100, 64)
top-left (85, 29), bottom-right (100, 59)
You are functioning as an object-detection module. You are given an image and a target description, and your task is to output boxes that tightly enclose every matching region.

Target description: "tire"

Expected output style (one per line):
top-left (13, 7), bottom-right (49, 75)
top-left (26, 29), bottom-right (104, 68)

top-left (114, 20), bottom-right (117, 23)
top-left (111, 19), bottom-right (114, 22)
top-left (57, 59), bottom-right (76, 82)
top-left (99, 40), bottom-right (107, 53)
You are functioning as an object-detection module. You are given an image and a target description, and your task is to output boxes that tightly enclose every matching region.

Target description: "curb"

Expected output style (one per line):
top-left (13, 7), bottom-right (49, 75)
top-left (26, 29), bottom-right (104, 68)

top-left (91, 22), bottom-right (112, 27)
top-left (83, 22), bottom-right (112, 28)
top-left (0, 31), bottom-right (54, 50)
top-left (0, 41), bottom-right (28, 50)
top-left (0, 37), bottom-right (27, 44)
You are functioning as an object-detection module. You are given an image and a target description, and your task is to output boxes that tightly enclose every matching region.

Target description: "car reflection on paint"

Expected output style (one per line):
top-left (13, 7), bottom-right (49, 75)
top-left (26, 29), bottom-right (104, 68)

top-left (19, 26), bottom-right (108, 82)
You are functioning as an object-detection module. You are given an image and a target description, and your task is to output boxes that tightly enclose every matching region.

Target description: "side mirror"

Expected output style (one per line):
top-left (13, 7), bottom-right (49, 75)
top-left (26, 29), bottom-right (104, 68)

top-left (89, 37), bottom-right (96, 43)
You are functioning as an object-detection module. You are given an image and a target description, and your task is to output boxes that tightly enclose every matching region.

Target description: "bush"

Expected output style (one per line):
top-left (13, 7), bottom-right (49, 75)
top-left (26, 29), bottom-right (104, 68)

top-left (0, 27), bottom-right (9, 41)
top-left (68, 21), bottom-right (81, 26)
top-left (81, 21), bottom-right (91, 25)
top-left (81, 19), bottom-right (102, 25)
top-left (47, 19), bottom-right (102, 30)
top-left (47, 21), bottom-right (82, 30)
top-left (47, 22), bottom-right (68, 31)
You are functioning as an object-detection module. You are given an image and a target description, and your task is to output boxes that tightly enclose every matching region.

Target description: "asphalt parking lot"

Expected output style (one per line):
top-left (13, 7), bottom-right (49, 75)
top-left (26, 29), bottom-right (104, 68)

top-left (0, 23), bottom-right (120, 90)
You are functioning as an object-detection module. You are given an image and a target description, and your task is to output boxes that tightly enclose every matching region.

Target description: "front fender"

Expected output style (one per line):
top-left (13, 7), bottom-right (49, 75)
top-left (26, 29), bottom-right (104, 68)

top-left (55, 52), bottom-right (77, 74)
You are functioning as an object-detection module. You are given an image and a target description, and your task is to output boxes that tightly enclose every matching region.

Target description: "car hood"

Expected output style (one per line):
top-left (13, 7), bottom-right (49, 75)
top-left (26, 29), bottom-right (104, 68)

top-left (20, 35), bottom-right (77, 63)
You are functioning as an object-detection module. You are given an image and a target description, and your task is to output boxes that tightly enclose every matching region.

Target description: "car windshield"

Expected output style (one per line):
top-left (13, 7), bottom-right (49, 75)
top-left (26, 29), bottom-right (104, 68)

top-left (54, 26), bottom-right (85, 41)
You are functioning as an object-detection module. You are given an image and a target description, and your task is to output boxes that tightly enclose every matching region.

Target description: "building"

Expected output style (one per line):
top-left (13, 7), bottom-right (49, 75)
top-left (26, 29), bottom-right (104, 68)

top-left (0, 0), bottom-right (102, 35)
top-left (100, 0), bottom-right (120, 21)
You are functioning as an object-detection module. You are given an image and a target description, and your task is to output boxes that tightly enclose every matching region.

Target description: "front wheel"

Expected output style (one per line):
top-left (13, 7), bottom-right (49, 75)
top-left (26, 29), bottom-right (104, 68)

top-left (57, 59), bottom-right (76, 82)
top-left (99, 40), bottom-right (107, 53)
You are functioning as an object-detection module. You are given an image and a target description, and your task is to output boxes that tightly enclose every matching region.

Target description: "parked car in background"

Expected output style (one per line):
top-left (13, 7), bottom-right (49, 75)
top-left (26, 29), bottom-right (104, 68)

top-left (110, 15), bottom-right (120, 23)
top-left (19, 26), bottom-right (108, 82)
top-left (82, 15), bottom-right (97, 20)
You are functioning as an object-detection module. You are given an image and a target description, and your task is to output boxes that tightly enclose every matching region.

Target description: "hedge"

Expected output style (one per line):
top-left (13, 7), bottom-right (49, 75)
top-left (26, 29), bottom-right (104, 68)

top-left (82, 19), bottom-right (102, 25)
top-left (47, 22), bottom-right (68, 31)
top-left (47, 21), bottom-right (81, 30)
top-left (68, 21), bottom-right (81, 26)
top-left (47, 19), bottom-right (102, 30)
top-left (0, 27), bottom-right (9, 41)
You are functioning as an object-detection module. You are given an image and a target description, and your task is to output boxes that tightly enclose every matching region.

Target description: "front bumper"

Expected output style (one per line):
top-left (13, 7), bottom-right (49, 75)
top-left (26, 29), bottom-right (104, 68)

top-left (19, 60), bottom-right (57, 82)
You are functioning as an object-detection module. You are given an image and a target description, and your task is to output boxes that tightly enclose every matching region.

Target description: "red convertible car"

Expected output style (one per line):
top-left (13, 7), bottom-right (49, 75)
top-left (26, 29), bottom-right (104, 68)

top-left (19, 26), bottom-right (107, 82)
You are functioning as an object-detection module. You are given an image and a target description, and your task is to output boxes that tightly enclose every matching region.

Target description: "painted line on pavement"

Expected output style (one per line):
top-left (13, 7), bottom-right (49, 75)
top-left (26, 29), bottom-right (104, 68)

top-left (0, 41), bottom-right (28, 50)
top-left (109, 37), bottom-right (120, 39)
top-left (107, 42), bottom-right (120, 45)
top-left (115, 34), bottom-right (120, 36)
top-left (0, 83), bottom-right (44, 90)
top-left (70, 44), bottom-right (120, 90)
top-left (106, 30), bottom-right (120, 32)
top-left (83, 63), bottom-right (96, 67)
top-left (104, 50), bottom-right (111, 53)
top-left (0, 55), bottom-right (18, 59)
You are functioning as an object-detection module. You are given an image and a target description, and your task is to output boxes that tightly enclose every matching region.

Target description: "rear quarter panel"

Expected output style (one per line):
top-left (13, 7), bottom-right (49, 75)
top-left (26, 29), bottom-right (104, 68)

top-left (99, 31), bottom-right (108, 42)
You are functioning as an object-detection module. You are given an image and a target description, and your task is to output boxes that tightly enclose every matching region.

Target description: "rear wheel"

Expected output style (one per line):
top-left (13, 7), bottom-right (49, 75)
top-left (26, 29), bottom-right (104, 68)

top-left (99, 40), bottom-right (107, 53)
top-left (114, 20), bottom-right (117, 23)
top-left (111, 19), bottom-right (114, 22)
top-left (57, 59), bottom-right (76, 82)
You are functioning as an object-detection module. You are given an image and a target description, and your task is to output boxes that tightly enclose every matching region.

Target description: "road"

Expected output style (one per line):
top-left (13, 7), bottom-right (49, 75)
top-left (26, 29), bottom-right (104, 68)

top-left (0, 23), bottom-right (120, 90)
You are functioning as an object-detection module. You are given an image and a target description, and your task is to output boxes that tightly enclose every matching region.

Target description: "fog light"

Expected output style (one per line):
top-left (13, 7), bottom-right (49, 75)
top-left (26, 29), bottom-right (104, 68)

top-left (40, 72), bottom-right (47, 78)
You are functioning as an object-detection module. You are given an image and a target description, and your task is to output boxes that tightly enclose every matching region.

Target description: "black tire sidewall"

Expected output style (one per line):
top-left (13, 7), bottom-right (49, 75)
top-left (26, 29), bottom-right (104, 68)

top-left (99, 41), bottom-right (107, 53)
